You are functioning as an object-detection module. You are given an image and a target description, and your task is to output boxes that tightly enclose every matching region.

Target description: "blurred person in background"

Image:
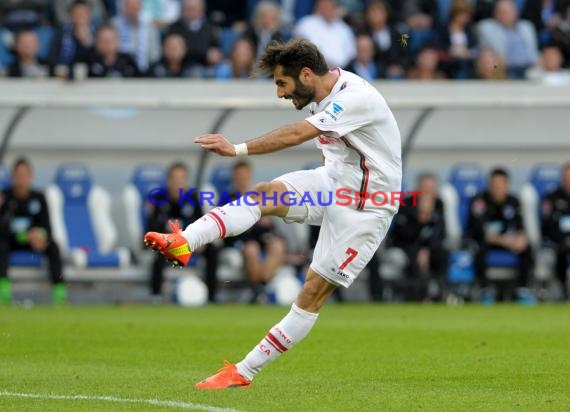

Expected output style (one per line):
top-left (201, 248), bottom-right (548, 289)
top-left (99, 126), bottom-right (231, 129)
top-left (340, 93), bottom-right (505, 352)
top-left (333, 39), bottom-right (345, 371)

top-left (465, 168), bottom-right (533, 301)
top-left (49, 0), bottom-right (95, 75)
top-left (390, 173), bottom-right (447, 301)
top-left (0, 158), bottom-right (66, 305)
top-left (223, 161), bottom-right (287, 303)
top-left (437, 0), bottom-right (478, 79)
top-left (294, 0), bottom-right (356, 68)
top-left (167, 0), bottom-right (223, 69)
top-left (52, 0), bottom-right (106, 26)
top-left (346, 33), bottom-right (380, 81)
top-left (8, 30), bottom-right (48, 78)
top-left (146, 32), bottom-right (193, 77)
top-left (206, 0), bottom-right (248, 30)
top-left (522, 0), bottom-right (568, 46)
top-left (474, 47), bottom-right (508, 79)
top-left (403, 0), bottom-right (439, 31)
top-left (87, 24), bottom-right (139, 77)
top-left (477, 0), bottom-right (539, 79)
top-left (526, 44), bottom-right (570, 83)
top-left (407, 44), bottom-right (447, 79)
top-left (550, 1), bottom-right (570, 67)
top-left (147, 162), bottom-right (218, 302)
top-left (112, 0), bottom-right (161, 73)
top-left (213, 37), bottom-right (256, 79)
top-left (243, 1), bottom-right (285, 59)
top-left (540, 163), bottom-right (570, 300)
top-left (361, 0), bottom-right (408, 79)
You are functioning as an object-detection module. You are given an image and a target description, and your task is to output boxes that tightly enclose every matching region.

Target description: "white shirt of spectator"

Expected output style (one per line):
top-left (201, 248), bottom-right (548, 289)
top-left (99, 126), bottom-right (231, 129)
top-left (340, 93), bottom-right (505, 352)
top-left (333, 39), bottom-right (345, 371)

top-left (305, 69), bottom-right (402, 213)
top-left (294, 14), bottom-right (356, 68)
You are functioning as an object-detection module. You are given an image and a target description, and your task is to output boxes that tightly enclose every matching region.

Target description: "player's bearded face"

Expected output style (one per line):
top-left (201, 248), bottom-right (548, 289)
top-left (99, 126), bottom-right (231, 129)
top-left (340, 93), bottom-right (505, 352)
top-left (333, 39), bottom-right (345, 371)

top-left (286, 77), bottom-right (315, 110)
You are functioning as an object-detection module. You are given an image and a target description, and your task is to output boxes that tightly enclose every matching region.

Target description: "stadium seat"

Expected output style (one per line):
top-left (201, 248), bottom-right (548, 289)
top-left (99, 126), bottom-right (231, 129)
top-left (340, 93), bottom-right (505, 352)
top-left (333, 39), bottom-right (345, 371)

top-left (220, 28), bottom-right (239, 56)
top-left (209, 164), bottom-right (233, 198)
top-left (520, 163), bottom-right (560, 248)
top-left (0, 27), bottom-right (14, 72)
top-left (123, 164), bottom-right (167, 253)
top-left (520, 164), bottom-right (561, 280)
top-left (440, 164), bottom-right (486, 248)
top-left (0, 164), bottom-right (9, 189)
top-left (437, 0), bottom-right (453, 25)
top-left (440, 164), bottom-right (486, 284)
top-left (9, 250), bottom-right (43, 267)
top-left (34, 26), bottom-right (53, 61)
top-left (46, 164), bottom-right (130, 268)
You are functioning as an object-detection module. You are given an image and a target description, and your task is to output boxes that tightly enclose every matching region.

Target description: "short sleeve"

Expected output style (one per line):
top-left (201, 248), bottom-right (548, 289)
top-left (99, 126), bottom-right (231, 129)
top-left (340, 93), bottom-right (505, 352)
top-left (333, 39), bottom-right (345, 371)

top-left (305, 90), bottom-right (372, 138)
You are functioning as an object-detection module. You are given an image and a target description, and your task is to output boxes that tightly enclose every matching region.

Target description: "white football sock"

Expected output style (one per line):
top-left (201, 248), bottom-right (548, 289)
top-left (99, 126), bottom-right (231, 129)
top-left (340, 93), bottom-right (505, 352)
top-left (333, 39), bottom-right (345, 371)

top-left (182, 197), bottom-right (261, 250)
top-left (236, 304), bottom-right (319, 381)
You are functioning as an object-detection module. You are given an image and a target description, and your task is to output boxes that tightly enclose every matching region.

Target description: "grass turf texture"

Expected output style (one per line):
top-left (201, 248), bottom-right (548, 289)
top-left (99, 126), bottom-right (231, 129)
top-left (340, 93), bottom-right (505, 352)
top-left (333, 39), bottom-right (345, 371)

top-left (1, 304), bottom-right (569, 411)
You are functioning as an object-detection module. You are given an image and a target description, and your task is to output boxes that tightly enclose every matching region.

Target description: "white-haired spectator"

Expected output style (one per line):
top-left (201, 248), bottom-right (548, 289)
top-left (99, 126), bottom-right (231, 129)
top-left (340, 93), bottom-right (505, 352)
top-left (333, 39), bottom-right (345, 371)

top-left (477, 0), bottom-right (539, 78)
top-left (112, 0), bottom-right (161, 72)
top-left (294, 0), bottom-right (356, 68)
top-left (243, 1), bottom-right (285, 58)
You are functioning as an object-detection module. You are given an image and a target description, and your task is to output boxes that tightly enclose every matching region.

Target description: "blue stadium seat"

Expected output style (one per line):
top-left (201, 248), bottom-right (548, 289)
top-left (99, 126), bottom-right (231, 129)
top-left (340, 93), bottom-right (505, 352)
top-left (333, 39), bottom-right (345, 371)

top-left (34, 26), bottom-right (53, 61)
top-left (441, 164), bottom-right (486, 283)
top-left (486, 249), bottom-right (519, 268)
top-left (0, 164), bottom-right (9, 189)
top-left (46, 164), bottom-right (130, 268)
top-left (9, 250), bottom-right (43, 267)
top-left (123, 164), bottom-right (167, 252)
top-left (220, 28), bottom-right (239, 56)
top-left (437, 0), bottom-right (453, 25)
top-left (0, 27), bottom-right (14, 70)
top-left (442, 164), bottom-right (486, 238)
top-left (209, 164), bottom-right (233, 197)
top-left (520, 163), bottom-right (560, 249)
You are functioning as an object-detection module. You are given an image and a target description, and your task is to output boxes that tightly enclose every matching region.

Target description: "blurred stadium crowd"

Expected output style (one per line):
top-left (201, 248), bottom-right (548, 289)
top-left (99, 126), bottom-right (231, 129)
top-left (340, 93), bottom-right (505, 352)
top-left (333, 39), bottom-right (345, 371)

top-left (0, 0), bottom-right (569, 82)
top-left (1, 158), bottom-right (569, 305)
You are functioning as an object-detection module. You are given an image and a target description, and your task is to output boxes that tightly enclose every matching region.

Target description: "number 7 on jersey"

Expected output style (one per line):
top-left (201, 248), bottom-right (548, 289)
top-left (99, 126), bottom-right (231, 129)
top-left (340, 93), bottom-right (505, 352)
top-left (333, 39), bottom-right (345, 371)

top-left (339, 248), bottom-right (358, 270)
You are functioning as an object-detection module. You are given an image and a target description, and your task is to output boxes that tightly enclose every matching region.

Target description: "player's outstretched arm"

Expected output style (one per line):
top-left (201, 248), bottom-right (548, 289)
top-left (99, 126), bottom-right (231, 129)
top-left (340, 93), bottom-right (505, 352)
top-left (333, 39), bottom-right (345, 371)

top-left (194, 121), bottom-right (320, 157)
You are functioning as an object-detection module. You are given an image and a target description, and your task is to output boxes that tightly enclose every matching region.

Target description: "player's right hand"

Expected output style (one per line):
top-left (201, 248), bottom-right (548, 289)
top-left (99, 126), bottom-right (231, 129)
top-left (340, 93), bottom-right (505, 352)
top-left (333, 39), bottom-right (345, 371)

top-left (194, 134), bottom-right (236, 157)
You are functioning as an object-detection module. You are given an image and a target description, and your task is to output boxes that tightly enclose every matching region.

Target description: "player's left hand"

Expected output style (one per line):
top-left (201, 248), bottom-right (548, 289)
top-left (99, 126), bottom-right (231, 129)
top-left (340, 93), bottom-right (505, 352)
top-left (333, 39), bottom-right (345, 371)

top-left (194, 134), bottom-right (236, 156)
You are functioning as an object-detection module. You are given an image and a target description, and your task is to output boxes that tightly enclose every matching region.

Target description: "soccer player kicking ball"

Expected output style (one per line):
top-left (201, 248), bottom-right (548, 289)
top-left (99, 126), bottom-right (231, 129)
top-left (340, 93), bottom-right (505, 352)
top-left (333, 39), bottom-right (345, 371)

top-left (144, 39), bottom-right (402, 389)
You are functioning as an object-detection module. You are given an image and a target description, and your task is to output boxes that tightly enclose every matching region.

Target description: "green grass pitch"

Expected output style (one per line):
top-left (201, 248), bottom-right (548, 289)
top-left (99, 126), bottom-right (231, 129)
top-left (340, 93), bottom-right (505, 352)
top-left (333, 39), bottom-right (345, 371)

top-left (1, 304), bottom-right (569, 411)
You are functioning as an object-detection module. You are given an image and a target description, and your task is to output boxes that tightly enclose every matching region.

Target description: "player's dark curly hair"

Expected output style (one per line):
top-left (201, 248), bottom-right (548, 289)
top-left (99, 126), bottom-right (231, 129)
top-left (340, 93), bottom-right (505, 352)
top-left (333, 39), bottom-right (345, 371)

top-left (257, 39), bottom-right (329, 78)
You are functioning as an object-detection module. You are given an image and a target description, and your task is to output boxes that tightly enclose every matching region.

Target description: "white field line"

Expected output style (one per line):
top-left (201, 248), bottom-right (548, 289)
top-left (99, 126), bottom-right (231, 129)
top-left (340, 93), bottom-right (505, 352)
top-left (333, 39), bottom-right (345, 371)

top-left (0, 390), bottom-right (243, 412)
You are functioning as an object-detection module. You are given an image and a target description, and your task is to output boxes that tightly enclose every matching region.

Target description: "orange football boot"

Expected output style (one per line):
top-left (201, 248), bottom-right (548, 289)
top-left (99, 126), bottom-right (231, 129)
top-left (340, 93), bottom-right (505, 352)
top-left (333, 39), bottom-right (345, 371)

top-left (195, 361), bottom-right (251, 389)
top-left (144, 220), bottom-right (192, 267)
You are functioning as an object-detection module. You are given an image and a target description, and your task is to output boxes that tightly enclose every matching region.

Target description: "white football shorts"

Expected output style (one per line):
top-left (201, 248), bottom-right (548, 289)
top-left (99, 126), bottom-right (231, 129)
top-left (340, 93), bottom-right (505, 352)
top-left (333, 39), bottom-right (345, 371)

top-left (275, 166), bottom-right (394, 288)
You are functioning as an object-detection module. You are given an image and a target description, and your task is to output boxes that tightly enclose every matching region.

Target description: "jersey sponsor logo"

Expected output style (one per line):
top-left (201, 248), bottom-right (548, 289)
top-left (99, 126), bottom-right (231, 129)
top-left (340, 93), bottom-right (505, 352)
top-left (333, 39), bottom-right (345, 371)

top-left (323, 102), bottom-right (345, 121)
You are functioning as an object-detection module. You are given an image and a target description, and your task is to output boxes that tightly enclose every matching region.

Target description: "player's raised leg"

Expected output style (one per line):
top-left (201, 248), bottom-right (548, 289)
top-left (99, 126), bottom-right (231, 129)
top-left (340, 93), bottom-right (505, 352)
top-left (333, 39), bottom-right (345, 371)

top-left (143, 181), bottom-right (290, 266)
top-left (195, 268), bottom-right (337, 389)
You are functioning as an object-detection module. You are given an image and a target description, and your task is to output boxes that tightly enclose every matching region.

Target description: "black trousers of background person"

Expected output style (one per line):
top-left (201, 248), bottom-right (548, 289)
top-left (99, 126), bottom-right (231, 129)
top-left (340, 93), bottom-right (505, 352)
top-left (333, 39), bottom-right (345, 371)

top-left (0, 236), bottom-right (64, 284)
top-left (555, 245), bottom-right (570, 299)
top-left (475, 244), bottom-right (533, 296)
top-left (151, 243), bottom-right (219, 302)
top-left (402, 245), bottom-right (449, 302)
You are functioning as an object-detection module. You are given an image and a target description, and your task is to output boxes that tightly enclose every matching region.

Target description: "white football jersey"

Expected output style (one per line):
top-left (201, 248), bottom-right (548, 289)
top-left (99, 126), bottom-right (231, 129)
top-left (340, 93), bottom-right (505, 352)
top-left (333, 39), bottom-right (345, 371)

top-left (305, 69), bottom-right (402, 213)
